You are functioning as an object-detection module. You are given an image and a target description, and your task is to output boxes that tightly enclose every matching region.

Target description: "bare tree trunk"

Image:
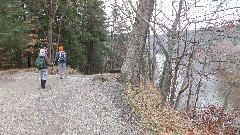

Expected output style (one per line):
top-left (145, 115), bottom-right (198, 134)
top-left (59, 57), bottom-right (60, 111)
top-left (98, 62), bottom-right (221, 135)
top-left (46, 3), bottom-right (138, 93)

top-left (54, 14), bottom-right (63, 64)
top-left (174, 54), bottom-right (193, 110)
top-left (27, 2), bottom-right (33, 68)
top-left (47, 0), bottom-right (56, 61)
top-left (194, 57), bottom-right (207, 109)
top-left (151, 0), bottom-right (157, 82)
top-left (186, 79), bottom-right (193, 111)
top-left (158, 55), bottom-right (172, 107)
top-left (159, 0), bottom-right (185, 107)
top-left (175, 32), bottom-right (195, 109)
top-left (147, 29), bottom-right (152, 81)
top-left (121, 0), bottom-right (155, 85)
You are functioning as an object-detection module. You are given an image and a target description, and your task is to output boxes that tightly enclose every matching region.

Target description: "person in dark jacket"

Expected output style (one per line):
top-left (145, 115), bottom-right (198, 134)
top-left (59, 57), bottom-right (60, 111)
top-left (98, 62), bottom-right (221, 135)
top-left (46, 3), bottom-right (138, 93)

top-left (55, 45), bottom-right (67, 79)
top-left (37, 48), bottom-right (52, 89)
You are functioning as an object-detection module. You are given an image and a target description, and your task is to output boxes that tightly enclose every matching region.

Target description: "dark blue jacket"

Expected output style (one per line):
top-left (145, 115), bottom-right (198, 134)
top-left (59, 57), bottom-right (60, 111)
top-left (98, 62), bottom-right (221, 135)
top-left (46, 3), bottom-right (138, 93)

top-left (55, 51), bottom-right (67, 64)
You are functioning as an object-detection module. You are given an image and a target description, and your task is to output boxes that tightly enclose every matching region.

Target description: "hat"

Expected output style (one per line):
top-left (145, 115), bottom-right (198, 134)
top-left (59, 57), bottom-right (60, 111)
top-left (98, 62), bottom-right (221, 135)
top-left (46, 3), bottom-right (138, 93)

top-left (39, 49), bottom-right (45, 56)
top-left (59, 46), bottom-right (64, 51)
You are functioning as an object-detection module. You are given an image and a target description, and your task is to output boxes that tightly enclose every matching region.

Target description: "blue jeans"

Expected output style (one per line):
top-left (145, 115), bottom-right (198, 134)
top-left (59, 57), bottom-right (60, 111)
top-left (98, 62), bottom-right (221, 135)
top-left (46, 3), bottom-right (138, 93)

top-left (58, 63), bottom-right (67, 78)
top-left (39, 69), bottom-right (48, 80)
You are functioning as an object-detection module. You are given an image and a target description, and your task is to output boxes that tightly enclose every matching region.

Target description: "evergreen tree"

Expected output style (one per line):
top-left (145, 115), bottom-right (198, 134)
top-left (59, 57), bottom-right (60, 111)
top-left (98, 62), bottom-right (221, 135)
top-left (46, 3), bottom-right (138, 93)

top-left (0, 0), bottom-right (108, 73)
top-left (0, 0), bottom-right (31, 68)
top-left (59, 0), bottom-right (108, 74)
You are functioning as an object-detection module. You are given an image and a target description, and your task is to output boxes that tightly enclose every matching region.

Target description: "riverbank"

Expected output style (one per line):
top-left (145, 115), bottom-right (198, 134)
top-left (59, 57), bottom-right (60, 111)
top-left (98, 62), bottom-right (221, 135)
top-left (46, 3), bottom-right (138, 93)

top-left (123, 78), bottom-right (240, 134)
top-left (214, 70), bottom-right (240, 109)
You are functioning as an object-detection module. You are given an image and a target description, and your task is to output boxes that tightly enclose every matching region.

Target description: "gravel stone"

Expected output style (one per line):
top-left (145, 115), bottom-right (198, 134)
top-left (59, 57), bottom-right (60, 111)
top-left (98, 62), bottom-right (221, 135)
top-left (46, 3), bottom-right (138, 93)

top-left (0, 71), bottom-right (144, 135)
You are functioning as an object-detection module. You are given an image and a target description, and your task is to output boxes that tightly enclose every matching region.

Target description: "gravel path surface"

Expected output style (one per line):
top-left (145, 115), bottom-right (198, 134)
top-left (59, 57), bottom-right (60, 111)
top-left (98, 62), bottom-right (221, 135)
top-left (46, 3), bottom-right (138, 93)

top-left (0, 71), bottom-right (143, 135)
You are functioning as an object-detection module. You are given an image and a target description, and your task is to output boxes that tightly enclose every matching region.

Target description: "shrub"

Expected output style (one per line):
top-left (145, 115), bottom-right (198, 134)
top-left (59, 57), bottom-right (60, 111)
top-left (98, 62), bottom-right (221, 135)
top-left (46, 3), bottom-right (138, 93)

top-left (123, 81), bottom-right (194, 134)
top-left (123, 81), bottom-right (239, 134)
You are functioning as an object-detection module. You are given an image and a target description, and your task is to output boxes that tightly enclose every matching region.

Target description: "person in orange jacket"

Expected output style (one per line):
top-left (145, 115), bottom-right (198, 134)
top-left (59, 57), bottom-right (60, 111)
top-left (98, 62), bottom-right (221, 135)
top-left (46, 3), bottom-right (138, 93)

top-left (55, 45), bottom-right (67, 79)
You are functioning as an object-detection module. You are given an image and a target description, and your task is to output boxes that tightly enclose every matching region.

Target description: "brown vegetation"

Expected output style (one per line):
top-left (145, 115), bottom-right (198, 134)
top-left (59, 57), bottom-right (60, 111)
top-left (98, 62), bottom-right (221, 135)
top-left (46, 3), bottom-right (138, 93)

top-left (123, 81), bottom-right (239, 134)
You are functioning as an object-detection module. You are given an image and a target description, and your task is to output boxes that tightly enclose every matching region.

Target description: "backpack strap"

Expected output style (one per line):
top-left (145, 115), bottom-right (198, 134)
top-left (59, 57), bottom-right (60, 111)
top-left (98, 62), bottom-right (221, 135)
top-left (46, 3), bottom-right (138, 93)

top-left (41, 56), bottom-right (46, 68)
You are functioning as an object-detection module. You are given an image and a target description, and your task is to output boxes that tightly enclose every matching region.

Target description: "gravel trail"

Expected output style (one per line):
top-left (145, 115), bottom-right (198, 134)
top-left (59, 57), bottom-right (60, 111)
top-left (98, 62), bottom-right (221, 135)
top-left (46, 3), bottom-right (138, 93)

top-left (0, 71), bottom-right (143, 135)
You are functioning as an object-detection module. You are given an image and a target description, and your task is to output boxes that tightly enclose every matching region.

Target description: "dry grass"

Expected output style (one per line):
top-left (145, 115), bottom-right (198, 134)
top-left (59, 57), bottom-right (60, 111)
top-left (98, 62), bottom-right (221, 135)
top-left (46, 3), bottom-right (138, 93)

top-left (0, 66), bottom-right (79, 75)
top-left (216, 71), bottom-right (240, 109)
top-left (123, 81), bottom-right (197, 135)
top-left (123, 80), bottom-right (239, 134)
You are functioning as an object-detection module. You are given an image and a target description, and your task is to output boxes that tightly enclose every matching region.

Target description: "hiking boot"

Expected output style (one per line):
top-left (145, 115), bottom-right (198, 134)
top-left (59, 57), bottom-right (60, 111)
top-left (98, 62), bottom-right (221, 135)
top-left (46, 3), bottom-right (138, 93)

top-left (41, 79), bottom-right (46, 89)
top-left (43, 80), bottom-right (46, 89)
top-left (41, 79), bottom-right (44, 89)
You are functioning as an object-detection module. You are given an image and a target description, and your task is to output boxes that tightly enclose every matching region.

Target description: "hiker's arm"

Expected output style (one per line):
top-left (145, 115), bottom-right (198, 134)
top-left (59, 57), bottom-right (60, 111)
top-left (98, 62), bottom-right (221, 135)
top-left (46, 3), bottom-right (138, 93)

top-left (35, 58), bottom-right (38, 67)
top-left (65, 53), bottom-right (67, 62)
top-left (45, 56), bottom-right (52, 66)
top-left (55, 52), bottom-right (59, 62)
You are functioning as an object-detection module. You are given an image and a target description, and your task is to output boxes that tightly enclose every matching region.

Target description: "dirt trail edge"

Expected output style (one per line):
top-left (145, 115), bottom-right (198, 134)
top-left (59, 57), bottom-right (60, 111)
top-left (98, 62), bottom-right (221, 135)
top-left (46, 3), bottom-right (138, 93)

top-left (0, 71), bottom-right (143, 135)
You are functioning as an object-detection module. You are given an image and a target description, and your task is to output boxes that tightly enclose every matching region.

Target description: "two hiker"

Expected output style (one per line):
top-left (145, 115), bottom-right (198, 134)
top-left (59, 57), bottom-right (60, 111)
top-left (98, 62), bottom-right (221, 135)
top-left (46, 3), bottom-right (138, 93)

top-left (36, 45), bottom-right (67, 89)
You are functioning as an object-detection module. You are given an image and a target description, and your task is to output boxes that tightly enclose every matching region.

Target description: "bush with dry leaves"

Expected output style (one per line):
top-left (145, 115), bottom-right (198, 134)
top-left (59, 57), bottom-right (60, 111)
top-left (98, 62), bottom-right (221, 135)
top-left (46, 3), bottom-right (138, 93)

top-left (123, 81), bottom-right (239, 135)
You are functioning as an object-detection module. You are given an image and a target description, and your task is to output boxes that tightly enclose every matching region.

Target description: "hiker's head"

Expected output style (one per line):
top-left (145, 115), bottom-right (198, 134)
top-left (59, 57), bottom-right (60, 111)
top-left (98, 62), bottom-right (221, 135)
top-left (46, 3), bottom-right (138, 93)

top-left (59, 46), bottom-right (64, 51)
top-left (43, 47), bottom-right (48, 55)
top-left (39, 49), bottom-right (45, 56)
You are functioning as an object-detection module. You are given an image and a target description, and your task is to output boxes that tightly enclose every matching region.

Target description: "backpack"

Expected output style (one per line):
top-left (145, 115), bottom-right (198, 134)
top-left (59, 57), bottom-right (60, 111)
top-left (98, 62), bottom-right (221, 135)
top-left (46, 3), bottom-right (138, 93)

top-left (37, 56), bottom-right (46, 69)
top-left (58, 51), bottom-right (66, 61)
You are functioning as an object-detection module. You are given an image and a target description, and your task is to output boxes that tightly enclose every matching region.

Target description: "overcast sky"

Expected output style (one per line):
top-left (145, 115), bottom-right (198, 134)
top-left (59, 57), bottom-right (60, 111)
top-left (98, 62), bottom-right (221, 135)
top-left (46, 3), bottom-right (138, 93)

top-left (103, 0), bottom-right (240, 30)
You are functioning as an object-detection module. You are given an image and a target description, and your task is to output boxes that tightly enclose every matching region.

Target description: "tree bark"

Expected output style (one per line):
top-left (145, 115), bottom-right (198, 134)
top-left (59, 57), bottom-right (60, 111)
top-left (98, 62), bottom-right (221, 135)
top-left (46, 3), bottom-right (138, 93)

top-left (159, 0), bottom-right (184, 107)
top-left (47, 0), bottom-right (56, 61)
top-left (160, 59), bottom-right (172, 107)
top-left (121, 0), bottom-right (155, 85)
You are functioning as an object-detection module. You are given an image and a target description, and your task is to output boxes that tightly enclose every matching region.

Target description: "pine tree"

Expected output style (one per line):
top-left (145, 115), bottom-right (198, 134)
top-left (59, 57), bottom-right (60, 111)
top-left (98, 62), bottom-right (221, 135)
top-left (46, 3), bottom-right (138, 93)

top-left (0, 0), bottom-right (31, 68)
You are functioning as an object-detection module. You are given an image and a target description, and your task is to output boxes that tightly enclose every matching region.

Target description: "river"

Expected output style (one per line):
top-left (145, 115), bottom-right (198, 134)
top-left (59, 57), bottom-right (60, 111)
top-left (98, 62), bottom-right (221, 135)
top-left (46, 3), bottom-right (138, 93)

top-left (155, 53), bottom-right (239, 110)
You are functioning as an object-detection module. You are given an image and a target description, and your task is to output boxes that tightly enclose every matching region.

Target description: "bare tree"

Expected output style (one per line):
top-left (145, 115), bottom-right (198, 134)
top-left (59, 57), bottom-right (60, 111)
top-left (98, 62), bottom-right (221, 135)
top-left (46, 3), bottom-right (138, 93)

top-left (47, 0), bottom-right (60, 61)
top-left (120, 0), bottom-right (240, 110)
top-left (121, 0), bottom-right (155, 85)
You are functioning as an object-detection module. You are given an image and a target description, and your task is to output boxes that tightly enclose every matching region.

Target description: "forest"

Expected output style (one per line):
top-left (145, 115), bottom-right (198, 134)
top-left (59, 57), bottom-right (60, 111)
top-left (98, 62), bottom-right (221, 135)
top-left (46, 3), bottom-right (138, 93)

top-left (0, 0), bottom-right (240, 134)
top-left (0, 0), bottom-right (109, 74)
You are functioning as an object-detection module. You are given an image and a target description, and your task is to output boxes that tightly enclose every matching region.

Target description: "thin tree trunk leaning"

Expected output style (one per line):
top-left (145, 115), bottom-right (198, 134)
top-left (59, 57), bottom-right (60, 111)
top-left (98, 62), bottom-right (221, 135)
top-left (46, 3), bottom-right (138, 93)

top-left (121, 0), bottom-right (155, 85)
top-left (194, 57), bottom-right (207, 110)
top-left (159, 60), bottom-right (172, 107)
